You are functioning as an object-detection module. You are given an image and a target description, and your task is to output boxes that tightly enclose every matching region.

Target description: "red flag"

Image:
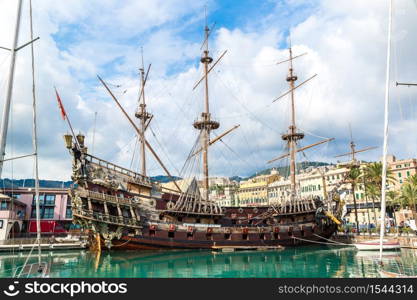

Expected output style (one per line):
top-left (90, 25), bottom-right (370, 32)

top-left (54, 88), bottom-right (67, 120)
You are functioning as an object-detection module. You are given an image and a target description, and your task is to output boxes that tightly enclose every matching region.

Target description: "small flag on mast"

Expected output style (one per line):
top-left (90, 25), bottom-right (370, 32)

top-left (54, 88), bottom-right (67, 120)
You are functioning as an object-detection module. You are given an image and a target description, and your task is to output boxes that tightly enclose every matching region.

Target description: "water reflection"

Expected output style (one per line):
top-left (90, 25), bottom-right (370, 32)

top-left (0, 246), bottom-right (416, 278)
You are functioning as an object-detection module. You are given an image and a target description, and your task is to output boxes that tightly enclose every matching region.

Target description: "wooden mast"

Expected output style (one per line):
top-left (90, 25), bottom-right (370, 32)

top-left (98, 76), bottom-right (181, 192)
top-left (203, 24), bottom-right (210, 203)
top-left (283, 42), bottom-right (304, 200)
top-left (334, 127), bottom-right (377, 234)
top-left (135, 48), bottom-right (152, 176)
top-left (193, 18), bottom-right (219, 204)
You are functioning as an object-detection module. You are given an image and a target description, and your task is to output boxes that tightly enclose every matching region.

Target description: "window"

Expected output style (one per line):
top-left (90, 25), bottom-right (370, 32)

top-left (44, 195), bottom-right (55, 206)
top-left (398, 173), bottom-right (402, 178)
top-left (32, 194), bottom-right (45, 205)
top-left (65, 207), bottom-right (72, 218)
top-left (407, 171), bottom-right (410, 177)
top-left (0, 202), bottom-right (8, 210)
top-left (318, 184), bottom-right (321, 191)
top-left (31, 207), bottom-right (55, 219)
top-left (43, 207), bottom-right (54, 219)
top-left (0, 220), bottom-right (3, 229)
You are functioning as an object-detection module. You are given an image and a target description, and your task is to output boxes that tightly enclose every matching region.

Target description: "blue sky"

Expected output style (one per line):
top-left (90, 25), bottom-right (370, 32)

top-left (0, 0), bottom-right (417, 181)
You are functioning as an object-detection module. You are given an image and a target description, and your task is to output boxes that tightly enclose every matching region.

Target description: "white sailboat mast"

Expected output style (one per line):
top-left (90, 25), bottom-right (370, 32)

top-left (0, 0), bottom-right (23, 177)
top-left (379, 0), bottom-right (393, 262)
top-left (29, 0), bottom-right (42, 264)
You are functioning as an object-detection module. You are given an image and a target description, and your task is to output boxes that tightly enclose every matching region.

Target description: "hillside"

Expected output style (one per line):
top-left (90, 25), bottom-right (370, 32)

top-left (245, 161), bottom-right (331, 180)
top-left (0, 175), bottom-right (182, 189)
top-left (0, 162), bottom-right (330, 188)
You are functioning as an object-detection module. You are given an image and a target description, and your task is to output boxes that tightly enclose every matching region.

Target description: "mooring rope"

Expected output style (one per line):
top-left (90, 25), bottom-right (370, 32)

top-left (313, 233), bottom-right (354, 246)
top-left (111, 238), bottom-right (132, 248)
top-left (292, 235), bottom-right (353, 246)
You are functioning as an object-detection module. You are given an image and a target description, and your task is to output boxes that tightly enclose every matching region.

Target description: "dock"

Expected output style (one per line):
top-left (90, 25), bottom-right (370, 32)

top-left (0, 242), bottom-right (87, 252)
top-left (0, 239), bottom-right (87, 252)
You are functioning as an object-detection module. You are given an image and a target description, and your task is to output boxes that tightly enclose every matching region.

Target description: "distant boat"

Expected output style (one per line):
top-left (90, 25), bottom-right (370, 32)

top-left (354, 239), bottom-right (400, 251)
top-left (379, 269), bottom-right (417, 278)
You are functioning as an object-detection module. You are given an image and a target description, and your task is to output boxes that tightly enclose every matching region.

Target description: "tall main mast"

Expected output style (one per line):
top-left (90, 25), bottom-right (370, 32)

top-left (282, 46), bottom-right (304, 199)
top-left (193, 23), bottom-right (219, 202)
top-left (135, 49), bottom-right (152, 176)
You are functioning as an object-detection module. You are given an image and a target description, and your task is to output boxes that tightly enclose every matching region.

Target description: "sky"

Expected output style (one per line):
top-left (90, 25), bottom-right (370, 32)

top-left (0, 0), bottom-right (417, 181)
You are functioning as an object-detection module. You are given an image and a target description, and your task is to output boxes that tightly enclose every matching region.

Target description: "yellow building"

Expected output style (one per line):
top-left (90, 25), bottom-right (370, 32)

top-left (237, 169), bottom-right (280, 206)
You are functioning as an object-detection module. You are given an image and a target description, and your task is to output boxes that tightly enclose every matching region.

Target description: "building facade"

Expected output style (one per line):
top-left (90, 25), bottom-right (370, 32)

top-left (387, 155), bottom-right (417, 189)
top-left (0, 193), bottom-right (26, 241)
top-left (237, 169), bottom-right (280, 206)
top-left (1, 187), bottom-right (72, 237)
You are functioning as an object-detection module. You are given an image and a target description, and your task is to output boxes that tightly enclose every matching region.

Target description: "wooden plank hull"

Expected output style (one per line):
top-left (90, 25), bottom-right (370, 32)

top-left (109, 225), bottom-right (337, 250)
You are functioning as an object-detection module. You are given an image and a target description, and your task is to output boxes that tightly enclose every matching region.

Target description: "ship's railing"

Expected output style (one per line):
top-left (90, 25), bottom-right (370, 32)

top-left (78, 190), bottom-right (139, 206)
top-left (85, 153), bottom-right (152, 186)
top-left (74, 209), bottom-right (140, 227)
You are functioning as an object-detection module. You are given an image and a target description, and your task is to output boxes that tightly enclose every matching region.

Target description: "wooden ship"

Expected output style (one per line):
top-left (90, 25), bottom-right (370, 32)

top-left (63, 24), bottom-right (342, 251)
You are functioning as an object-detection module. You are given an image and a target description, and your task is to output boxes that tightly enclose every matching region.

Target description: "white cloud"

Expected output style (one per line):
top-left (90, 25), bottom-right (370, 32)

top-left (0, 0), bottom-right (416, 182)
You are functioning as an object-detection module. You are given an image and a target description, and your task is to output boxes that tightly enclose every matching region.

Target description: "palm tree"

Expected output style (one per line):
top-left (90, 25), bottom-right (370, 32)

top-left (362, 162), bottom-right (396, 229)
top-left (386, 190), bottom-right (400, 209)
top-left (363, 162), bottom-right (396, 190)
top-left (400, 183), bottom-right (417, 212)
top-left (364, 182), bottom-right (378, 228)
top-left (406, 174), bottom-right (417, 187)
top-left (347, 166), bottom-right (361, 233)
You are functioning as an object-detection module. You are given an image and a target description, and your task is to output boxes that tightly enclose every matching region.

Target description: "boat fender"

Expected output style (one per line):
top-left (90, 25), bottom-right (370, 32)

top-left (238, 207), bottom-right (243, 213)
top-left (253, 207), bottom-right (258, 213)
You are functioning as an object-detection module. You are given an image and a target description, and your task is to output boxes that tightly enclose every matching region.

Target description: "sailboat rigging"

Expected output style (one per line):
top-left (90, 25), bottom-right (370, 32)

top-left (0, 0), bottom-right (47, 277)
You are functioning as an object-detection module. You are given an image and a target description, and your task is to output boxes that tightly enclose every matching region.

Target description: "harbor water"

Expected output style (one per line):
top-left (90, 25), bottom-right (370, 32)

top-left (0, 246), bottom-right (416, 278)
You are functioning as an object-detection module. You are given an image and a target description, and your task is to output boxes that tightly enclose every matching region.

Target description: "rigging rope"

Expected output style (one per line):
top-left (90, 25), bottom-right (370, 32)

top-left (212, 71), bottom-right (281, 134)
top-left (297, 127), bottom-right (331, 140)
top-left (291, 235), bottom-right (351, 246)
top-left (149, 125), bottom-right (180, 175)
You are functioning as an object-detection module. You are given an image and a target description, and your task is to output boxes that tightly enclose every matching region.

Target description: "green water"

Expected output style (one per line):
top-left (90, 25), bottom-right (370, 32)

top-left (1, 246), bottom-right (416, 278)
